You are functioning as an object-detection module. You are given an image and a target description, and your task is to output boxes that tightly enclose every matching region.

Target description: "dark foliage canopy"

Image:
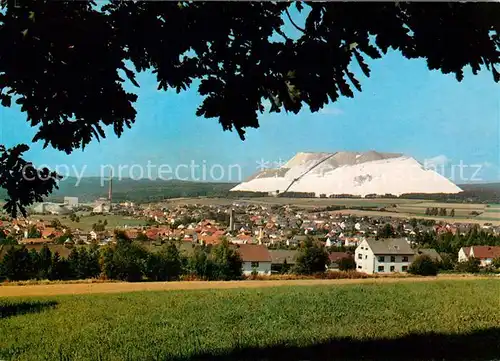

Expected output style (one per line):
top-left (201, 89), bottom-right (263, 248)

top-left (1, 1), bottom-right (499, 216)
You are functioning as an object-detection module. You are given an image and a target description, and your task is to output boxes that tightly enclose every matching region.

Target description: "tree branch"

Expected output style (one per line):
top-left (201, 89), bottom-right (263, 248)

top-left (275, 27), bottom-right (291, 42)
top-left (285, 8), bottom-right (306, 34)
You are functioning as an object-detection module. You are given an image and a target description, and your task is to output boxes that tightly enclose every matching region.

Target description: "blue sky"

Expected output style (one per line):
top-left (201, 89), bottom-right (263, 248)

top-left (1, 47), bottom-right (499, 184)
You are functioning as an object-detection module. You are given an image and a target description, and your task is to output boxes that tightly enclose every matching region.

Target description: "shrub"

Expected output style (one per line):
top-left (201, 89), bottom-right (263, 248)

top-left (408, 255), bottom-right (439, 276)
top-left (100, 239), bottom-right (148, 282)
top-left (186, 241), bottom-right (242, 281)
top-left (438, 253), bottom-right (456, 270)
top-left (243, 271), bottom-right (373, 281)
top-left (145, 242), bottom-right (183, 281)
top-left (294, 241), bottom-right (330, 275)
top-left (337, 256), bottom-right (356, 271)
top-left (210, 240), bottom-right (243, 280)
top-left (455, 257), bottom-right (481, 273)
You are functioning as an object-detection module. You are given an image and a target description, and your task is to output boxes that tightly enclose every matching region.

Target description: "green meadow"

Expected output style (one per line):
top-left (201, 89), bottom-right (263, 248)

top-left (1, 279), bottom-right (500, 361)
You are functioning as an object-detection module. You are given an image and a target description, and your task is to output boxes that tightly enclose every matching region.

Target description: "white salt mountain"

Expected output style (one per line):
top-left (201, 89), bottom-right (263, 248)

top-left (231, 151), bottom-right (462, 197)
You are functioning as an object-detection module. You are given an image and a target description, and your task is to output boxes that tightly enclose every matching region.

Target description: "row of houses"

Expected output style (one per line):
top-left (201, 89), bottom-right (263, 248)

top-left (355, 238), bottom-right (500, 274)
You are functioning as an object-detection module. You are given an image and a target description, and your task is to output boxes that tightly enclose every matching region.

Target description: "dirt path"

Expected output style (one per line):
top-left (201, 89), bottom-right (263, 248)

top-left (0, 275), bottom-right (495, 298)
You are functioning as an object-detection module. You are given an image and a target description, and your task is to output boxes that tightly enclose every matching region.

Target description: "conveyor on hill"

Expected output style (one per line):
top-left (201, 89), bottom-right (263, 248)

top-left (281, 153), bottom-right (337, 194)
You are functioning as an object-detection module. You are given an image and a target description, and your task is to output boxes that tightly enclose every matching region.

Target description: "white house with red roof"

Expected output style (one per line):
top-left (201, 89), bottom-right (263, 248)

top-left (236, 244), bottom-right (272, 275)
top-left (458, 246), bottom-right (500, 267)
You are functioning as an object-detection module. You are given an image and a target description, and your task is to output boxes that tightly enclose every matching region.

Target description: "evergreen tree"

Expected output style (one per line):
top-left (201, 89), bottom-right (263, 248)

top-left (28, 248), bottom-right (39, 279)
top-left (37, 245), bottom-right (52, 279)
top-left (379, 224), bottom-right (395, 239)
top-left (49, 251), bottom-right (70, 280)
top-left (1, 246), bottom-right (34, 280)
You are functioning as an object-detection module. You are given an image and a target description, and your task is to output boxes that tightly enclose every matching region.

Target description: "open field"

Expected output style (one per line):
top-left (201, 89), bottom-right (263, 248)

top-left (0, 274), bottom-right (495, 297)
top-left (29, 214), bottom-right (146, 231)
top-left (161, 197), bottom-right (500, 223)
top-left (334, 209), bottom-right (500, 225)
top-left (161, 197), bottom-right (428, 208)
top-left (1, 279), bottom-right (499, 361)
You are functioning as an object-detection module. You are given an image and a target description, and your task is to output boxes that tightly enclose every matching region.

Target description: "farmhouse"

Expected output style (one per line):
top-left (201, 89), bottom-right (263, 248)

top-left (236, 244), bottom-right (272, 275)
top-left (458, 246), bottom-right (500, 267)
top-left (355, 238), bottom-right (414, 274)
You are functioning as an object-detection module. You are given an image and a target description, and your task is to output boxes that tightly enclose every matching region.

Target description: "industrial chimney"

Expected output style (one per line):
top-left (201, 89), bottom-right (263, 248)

top-left (229, 208), bottom-right (235, 232)
top-left (108, 169), bottom-right (113, 211)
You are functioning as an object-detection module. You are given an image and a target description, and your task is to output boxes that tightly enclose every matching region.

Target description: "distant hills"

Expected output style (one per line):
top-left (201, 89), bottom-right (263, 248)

top-left (458, 182), bottom-right (500, 203)
top-left (0, 176), bottom-right (498, 204)
top-left (0, 177), bottom-right (237, 204)
top-left (49, 177), bottom-right (238, 203)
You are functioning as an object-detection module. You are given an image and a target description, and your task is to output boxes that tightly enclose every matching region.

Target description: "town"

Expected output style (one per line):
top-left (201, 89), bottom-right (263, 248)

top-left (2, 193), bottom-right (500, 281)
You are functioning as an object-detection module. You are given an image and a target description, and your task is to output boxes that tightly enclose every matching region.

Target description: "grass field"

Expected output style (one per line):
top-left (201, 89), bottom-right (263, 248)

top-left (1, 279), bottom-right (500, 361)
top-left (163, 197), bottom-right (427, 208)
top-left (162, 197), bottom-right (500, 224)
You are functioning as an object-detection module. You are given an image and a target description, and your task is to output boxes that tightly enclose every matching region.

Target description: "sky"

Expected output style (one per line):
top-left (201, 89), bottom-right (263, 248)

top-left (0, 27), bottom-right (499, 185)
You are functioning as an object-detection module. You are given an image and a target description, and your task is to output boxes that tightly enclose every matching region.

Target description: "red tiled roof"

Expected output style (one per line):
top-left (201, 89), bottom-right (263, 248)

top-left (471, 246), bottom-right (500, 259)
top-left (125, 230), bottom-right (139, 239)
top-left (200, 235), bottom-right (222, 245)
top-left (237, 234), bottom-right (252, 241)
top-left (236, 244), bottom-right (271, 262)
top-left (41, 227), bottom-right (56, 238)
top-left (20, 238), bottom-right (51, 245)
top-left (329, 252), bottom-right (350, 262)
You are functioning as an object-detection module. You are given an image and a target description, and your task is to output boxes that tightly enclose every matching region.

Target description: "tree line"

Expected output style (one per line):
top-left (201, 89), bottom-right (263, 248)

top-left (0, 233), bottom-right (357, 282)
top-left (424, 207), bottom-right (455, 217)
top-left (0, 232), bottom-right (243, 282)
top-left (412, 226), bottom-right (500, 256)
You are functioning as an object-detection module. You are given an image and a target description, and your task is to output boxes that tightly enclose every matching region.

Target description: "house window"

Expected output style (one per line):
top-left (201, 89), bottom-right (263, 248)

top-left (378, 266), bottom-right (384, 272)
top-left (358, 254), bottom-right (362, 260)
top-left (390, 266), bottom-right (395, 272)
top-left (402, 266), bottom-right (408, 272)
top-left (390, 256), bottom-right (396, 262)
top-left (251, 262), bottom-right (259, 268)
top-left (358, 265), bottom-right (362, 269)
top-left (378, 256), bottom-right (385, 262)
top-left (402, 256), bottom-right (409, 262)
top-left (365, 255), bottom-right (367, 259)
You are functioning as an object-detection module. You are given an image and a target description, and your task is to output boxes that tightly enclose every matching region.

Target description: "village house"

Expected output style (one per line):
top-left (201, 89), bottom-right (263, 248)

top-left (355, 238), bottom-right (414, 274)
top-left (328, 252), bottom-right (351, 271)
top-left (19, 238), bottom-right (51, 245)
top-left (236, 244), bottom-right (272, 275)
top-left (415, 248), bottom-right (442, 263)
top-left (458, 246), bottom-right (500, 267)
top-left (269, 249), bottom-right (297, 273)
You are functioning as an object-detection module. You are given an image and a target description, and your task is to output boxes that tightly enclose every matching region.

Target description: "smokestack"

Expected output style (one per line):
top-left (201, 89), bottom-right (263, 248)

top-left (108, 169), bottom-right (113, 210)
top-left (229, 208), bottom-right (234, 232)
